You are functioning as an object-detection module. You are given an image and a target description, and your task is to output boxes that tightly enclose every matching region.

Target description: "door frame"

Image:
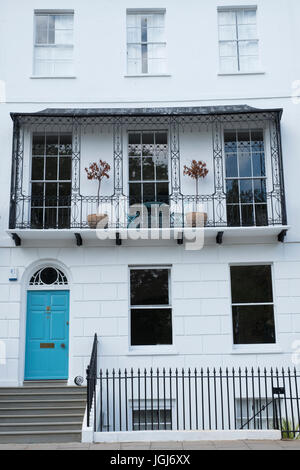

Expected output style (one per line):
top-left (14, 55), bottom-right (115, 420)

top-left (19, 260), bottom-right (73, 386)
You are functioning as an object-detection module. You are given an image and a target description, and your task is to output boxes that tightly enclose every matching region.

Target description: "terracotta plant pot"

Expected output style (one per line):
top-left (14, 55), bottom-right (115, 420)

top-left (87, 214), bottom-right (108, 229)
top-left (186, 211), bottom-right (208, 228)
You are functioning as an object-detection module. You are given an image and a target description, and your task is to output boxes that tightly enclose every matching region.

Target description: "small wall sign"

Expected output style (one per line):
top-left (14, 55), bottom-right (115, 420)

top-left (9, 268), bottom-right (18, 281)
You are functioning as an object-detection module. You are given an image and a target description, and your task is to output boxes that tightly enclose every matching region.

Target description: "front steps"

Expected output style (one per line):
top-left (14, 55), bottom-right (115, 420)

top-left (0, 382), bottom-right (86, 443)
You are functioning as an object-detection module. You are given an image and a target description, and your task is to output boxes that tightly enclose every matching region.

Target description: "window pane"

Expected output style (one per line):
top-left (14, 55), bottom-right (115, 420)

top-left (35, 15), bottom-right (48, 44)
top-left (157, 183), bottom-right (169, 204)
top-left (219, 42), bottom-right (237, 58)
top-left (241, 204), bottom-right (254, 226)
top-left (238, 25), bottom-right (257, 40)
top-left (45, 207), bottom-right (57, 228)
top-left (226, 180), bottom-right (239, 203)
top-left (219, 25), bottom-right (236, 41)
top-left (127, 44), bottom-right (141, 59)
top-left (31, 183), bottom-right (44, 206)
top-left (240, 179), bottom-right (253, 203)
top-left (225, 153), bottom-right (238, 178)
top-left (127, 59), bottom-right (141, 75)
top-left (220, 56), bottom-right (238, 73)
top-left (233, 305), bottom-right (275, 344)
top-left (147, 27), bottom-right (165, 42)
top-left (142, 157), bottom-right (155, 180)
top-left (252, 152), bottom-right (265, 177)
top-left (32, 157), bottom-right (44, 180)
top-left (32, 134), bottom-right (45, 155)
top-left (46, 135), bottom-right (59, 156)
top-left (45, 156), bottom-right (58, 180)
top-left (31, 208), bottom-right (43, 229)
top-left (255, 204), bottom-right (268, 226)
top-left (227, 205), bottom-right (240, 227)
top-left (59, 183), bottom-right (71, 206)
top-left (239, 40), bottom-right (259, 56)
top-left (231, 265), bottom-right (273, 304)
top-left (129, 158), bottom-right (141, 181)
top-left (59, 134), bottom-right (72, 155)
top-left (142, 133), bottom-right (155, 146)
top-left (156, 158), bottom-right (168, 180)
top-left (238, 150), bottom-right (252, 177)
top-left (129, 183), bottom-right (142, 205)
top-left (254, 179), bottom-right (267, 203)
top-left (237, 9), bottom-right (257, 25)
top-left (219, 11), bottom-right (236, 26)
top-left (130, 269), bottom-right (169, 306)
top-left (129, 133), bottom-right (141, 145)
top-left (45, 183), bottom-right (57, 206)
top-left (131, 308), bottom-right (172, 345)
top-left (59, 156), bottom-right (72, 180)
top-left (148, 58), bottom-right (166, 74)
top-left (239, 55), bottom-right (259, 72)
top-left (148, 44), bottom-right (166, 59)
top-left (143, 183), bottom-right (155, 202)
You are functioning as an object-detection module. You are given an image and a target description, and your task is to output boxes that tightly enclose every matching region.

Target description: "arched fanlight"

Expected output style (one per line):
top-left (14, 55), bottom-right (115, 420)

top-left (29, 267), bottom-right (68, 286)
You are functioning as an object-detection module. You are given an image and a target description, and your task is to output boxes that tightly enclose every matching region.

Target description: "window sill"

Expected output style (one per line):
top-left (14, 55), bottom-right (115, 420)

top-left (127, 346), bottom-right (178, 356)
top-left (124, 74), bottom-right (171, 78)
top-left (218, 71), bottom-right (265, 77)
top-left (30, 76), bottom-right (77, 79)
top-left (231, 345), bottom-right (282, 355)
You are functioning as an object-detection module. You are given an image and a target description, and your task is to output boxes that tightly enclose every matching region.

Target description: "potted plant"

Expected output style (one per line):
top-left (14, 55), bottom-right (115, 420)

top-left (85, 160), bottom-right (111, 229)
top-left (183, 160), bottom-right (209, 227)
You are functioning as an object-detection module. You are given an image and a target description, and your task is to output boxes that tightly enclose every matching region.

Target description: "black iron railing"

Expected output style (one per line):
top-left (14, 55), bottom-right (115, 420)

top-left (10, 192), bottom-right (286, 230)
top-left (94, 367), bottom-right (300, 438)
top-left (86, 334), bottom-right (98, 429)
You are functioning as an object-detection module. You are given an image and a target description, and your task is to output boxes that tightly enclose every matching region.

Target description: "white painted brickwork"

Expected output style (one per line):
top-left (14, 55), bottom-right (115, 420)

top-left (0, 0), bottom-right (300, 386)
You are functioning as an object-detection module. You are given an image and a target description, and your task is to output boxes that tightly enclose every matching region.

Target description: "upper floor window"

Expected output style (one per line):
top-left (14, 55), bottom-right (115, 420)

top-left (225, 129), bottom-right (267, 227)
top-left (218, 8), bottom-right (259, 73)
top-left (34, 12), bottom-right (74, 76)
top-left (127, 10), bottom-right (166, 75)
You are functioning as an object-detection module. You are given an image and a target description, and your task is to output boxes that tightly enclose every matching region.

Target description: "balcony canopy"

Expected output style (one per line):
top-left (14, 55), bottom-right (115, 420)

top-left (10, 105), bottom-right (283, 121)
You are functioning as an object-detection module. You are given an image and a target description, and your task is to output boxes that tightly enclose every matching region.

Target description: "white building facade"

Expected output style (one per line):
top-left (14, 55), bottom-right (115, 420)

top-left (0, 0), bottom-right (300, 406)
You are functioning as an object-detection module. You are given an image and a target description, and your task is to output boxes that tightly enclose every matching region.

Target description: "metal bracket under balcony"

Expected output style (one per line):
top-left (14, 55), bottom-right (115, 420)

top-left (7, 225), bottom-right (290, 247)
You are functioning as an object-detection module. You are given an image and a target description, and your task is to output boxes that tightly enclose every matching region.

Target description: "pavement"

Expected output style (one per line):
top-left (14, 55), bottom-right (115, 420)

top-left (0, 440), bottom-right (300, 450)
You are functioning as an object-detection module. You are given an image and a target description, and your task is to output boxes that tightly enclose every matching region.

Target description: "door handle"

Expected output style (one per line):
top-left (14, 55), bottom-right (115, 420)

top-left (61, 343), bottom-right (66, 349)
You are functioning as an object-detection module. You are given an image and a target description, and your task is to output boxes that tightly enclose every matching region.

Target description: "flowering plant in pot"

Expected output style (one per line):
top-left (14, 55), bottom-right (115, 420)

top-left (85, 160), bottom-right (111, 228)
top-left (183, 160), bottom-right (209, 227)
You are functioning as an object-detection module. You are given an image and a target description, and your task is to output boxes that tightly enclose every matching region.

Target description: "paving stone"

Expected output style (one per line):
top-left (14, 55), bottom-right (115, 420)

top-left (89, 443), bottom-right (121, 450)
top-left (150, 441), bottom-right (183, 450)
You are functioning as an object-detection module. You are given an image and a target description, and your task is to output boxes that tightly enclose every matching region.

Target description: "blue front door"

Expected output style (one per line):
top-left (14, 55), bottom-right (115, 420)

top-left (25, 291), bottom-right (69, 380)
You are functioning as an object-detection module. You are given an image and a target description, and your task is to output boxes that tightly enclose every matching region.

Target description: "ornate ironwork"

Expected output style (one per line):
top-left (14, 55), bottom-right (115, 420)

top-left (9, 108), bottom-right (287, 230)
top-left (29, 267), bottom-right (68, 286)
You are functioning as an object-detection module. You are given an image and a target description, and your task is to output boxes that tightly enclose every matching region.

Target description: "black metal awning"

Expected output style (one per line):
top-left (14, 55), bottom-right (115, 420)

top-left (10, 105), bottom-right (283, 120)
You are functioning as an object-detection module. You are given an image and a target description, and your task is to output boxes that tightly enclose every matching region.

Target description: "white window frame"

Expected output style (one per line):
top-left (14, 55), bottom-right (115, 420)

top-left (33, 10), bottom-right (74, 77)
top-left (129, 266), bottom-right (173, 350)
top-left (218, 6), bottom-right (260, 74)
top-left (30, 131), bottom-right (73, 229)
top-left (126, 9), bottom-right (167, 76)
top-left (230, 264), bottom-right (276, 346)
top-left (224, 128), bottom-right (268, 227)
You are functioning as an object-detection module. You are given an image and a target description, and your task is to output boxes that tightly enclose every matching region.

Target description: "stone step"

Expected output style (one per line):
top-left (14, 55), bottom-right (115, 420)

top-left (0, 386), bottom-right (86, 394)
top-left (0, 392), bottom-right (86, 401)
top-left (0, 406), bottom-right (85, 416)
top-left (0, 399), bottom-right (86, 409)
top-left (0, 414), bottom-right (83, 423)
top-left (0, 430), bottom-right (82, 444)
top-left (0, 422), bottom-right (82, 432)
